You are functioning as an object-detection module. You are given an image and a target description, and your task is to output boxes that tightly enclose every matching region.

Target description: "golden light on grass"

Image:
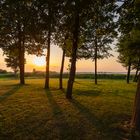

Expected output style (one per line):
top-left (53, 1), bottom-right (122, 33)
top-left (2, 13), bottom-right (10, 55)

top-left (33, 56), bottom-right (46, 67)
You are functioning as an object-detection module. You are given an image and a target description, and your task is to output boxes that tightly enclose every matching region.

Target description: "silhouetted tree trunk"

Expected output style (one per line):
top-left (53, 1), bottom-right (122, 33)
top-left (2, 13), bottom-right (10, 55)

top-left (127, 59), bottom-right (131, 84)
top-left (131, 74), bottom-right (140, 132)
top-left (19, 44), bottom-right (25, 85)
top-left (45, 7), bottom-right (51, 89)
top-left (59, 48), bottom-right (66, 89)
top-left (134, 69), bottom-right (139, 82)
top-left (66, 1), bottom-right (79, 99)
top-left (133, 59), bottom-right (140, 82)
top-left (17, 6), bottom-right (25, 85)
top-left (94, 36), bottom-right (98, 85)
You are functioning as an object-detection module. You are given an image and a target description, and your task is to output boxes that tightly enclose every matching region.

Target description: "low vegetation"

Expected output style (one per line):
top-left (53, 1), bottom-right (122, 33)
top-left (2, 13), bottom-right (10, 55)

top-left (0, 72), bottom-right (135, 80)
top-left (0, 78), bottom-right (137, 140)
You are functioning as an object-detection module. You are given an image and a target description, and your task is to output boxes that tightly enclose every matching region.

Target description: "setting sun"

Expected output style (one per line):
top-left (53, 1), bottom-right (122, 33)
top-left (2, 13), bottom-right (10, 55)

top-left (33, 56), bottom-right (46, 66)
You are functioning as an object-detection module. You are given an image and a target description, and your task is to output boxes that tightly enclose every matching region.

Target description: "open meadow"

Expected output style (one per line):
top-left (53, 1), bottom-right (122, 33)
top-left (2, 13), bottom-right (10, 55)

top-left (0, 78), bottom-right (138, 140)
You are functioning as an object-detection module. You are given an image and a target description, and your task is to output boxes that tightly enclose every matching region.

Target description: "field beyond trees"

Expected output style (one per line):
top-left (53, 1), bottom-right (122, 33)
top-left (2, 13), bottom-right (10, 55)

top-left (0, 78), bottom-right (137, 140)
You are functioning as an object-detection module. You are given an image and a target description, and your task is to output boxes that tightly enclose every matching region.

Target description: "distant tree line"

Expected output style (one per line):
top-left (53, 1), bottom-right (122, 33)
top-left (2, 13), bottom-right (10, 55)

top-left (0, 69), bottom-right (7, 73)
top-left (0, 0), bottom-right (140, 134)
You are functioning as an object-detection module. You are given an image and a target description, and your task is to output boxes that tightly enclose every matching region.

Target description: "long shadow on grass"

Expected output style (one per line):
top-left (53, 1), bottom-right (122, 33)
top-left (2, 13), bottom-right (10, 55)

top-left (45, 89), bottom-right (73, 139)
top-left (74, 80), bottom-right (103, 86)
top-left (45, 89), bottom-right (93, 139)
top-left (0, 84), bottom-right (21, 102)
top-left (74, 89), bottom-right (100, 96)
top-left (70, 99), bottom-right (122, 139)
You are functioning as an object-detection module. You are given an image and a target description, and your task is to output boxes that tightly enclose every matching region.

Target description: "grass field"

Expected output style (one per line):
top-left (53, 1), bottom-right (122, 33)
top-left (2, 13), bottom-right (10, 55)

top-left (0, 78), bottom-right (137, 140)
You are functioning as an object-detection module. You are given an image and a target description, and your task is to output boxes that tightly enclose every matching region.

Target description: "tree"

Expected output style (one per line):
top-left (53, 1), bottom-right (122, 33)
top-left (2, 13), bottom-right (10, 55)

top-left (132, 58), bottom-right (140, 82)
top-left (118, 0), bottom-right (140, 132)
top-left (0, 0), bottom-right (28, 84)
top-left (5, 52), bottom-right (19, 76)
top-left (117, 35), bottom-right (133, 84)
top-left (0, 0), bottom-right (44, 84)
top-left (117, 31), bottom-right (140, 84)
top-left (60, 0), bottom-right (117, 98)
top-left (54, 34), bottom-right (68, 89)
top-left (130, 0), bottom-right (140, 132)
top-left (44, 2), bottom-right (52, 89)
top-left (65, 0), bottom-right (80, 99)
top-left (131, 74), bottom-right (140, 132)
top-left (55, 24), bottom-right (89, 89)
top-left (54, 0), bottom-right (87, 91)
top-left (58, 35), bottom-right (69, 89)
top-left (117, 0), bottom-right (140, 84)
top-left (35, 0), bottom-right (62, 89)
top-left (131, 29), bottom-right (140, 82)
top-left (83, 0), bottom-right (117, 84)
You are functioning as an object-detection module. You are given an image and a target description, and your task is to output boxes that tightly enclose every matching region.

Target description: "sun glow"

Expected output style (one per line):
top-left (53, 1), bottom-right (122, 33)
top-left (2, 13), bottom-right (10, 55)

top-left (33, 56), bottom-right (46, 66)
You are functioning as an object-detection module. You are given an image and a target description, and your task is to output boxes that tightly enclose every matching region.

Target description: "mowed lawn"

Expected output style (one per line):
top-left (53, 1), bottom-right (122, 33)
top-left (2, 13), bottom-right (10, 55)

top-left (0, 78), bottom-right (137, 140)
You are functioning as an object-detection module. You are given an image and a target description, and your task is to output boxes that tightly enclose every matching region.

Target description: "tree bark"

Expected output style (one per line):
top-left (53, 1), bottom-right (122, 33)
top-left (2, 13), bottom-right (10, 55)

top-left (59, 48), bottom-right (66, 89)
top-left (94, 36), bottom-right (98, 85)
top-left (45, 7), bottom-right (51, 89)
top-left (127, 59), bottom-right (131, 84)
top-left (131, 74), bottom-right (140, 132)
top-left (66, 1), bottom-right (79, 99)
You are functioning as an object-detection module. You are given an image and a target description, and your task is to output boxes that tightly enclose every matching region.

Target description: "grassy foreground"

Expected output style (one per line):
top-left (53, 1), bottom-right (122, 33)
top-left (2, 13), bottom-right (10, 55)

top-left (0, 78), bottom-right (137, 140)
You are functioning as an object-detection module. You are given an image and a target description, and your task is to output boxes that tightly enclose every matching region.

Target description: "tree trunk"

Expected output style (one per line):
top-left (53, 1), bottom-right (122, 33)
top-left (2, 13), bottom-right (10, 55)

top-left (131, 74), bottom-right (140, 132)
top-left (66, 50), bottom-right (77, 99)
top-left (17, 5), bottom-right (25, 85)
top-left (133, 59), bottom-right (140, 82)
top-left (66, 1), bottom-right (79, 99)
top-left (127, 59), bottom-right (131, 84)
top-left (19, 43), bottom-right (25, 85)
top-left (59, 48), bottom-right (66, 89)
top-left (45, 7), bottom-right (51, 89)
top-left (94, 36), bottom-right (98, 85)
top-left (133, 69), bottom-right (139, 82)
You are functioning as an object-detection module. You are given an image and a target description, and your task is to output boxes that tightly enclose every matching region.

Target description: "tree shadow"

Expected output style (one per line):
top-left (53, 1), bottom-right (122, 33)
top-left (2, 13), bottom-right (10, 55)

top-left (45, 89), bottom-right (93, 139)
top-left (115, 94), bottom-right (133, 100)
top-left (45, 89), bottom-right (71, 139)
top-left (45, 89), bottom-right (63, 116)
top-left (74, 80), bottom-right (103, 86)
top-left (69, 99), bottom-right (123, 139)
top-left (0, 84), bottom-right (21, 102)
top-left (74, 89), bottom-right (100, 97)
top-left (112, 90), bottom-right (133, 100)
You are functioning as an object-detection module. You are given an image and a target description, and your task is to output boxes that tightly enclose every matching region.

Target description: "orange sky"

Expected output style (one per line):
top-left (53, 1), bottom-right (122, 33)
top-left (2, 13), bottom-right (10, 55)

top-left (0, 45), bottom-right (126, 73)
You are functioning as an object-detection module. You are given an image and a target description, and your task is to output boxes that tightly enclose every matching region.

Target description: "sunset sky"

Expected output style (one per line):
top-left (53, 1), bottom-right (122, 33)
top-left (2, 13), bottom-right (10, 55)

top-left (0, 43), bottom-right (127, 73)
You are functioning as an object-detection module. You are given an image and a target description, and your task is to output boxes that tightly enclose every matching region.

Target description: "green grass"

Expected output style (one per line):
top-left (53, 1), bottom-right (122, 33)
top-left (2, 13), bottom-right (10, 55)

top-left (0, 78), bottom-right (137, 140)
